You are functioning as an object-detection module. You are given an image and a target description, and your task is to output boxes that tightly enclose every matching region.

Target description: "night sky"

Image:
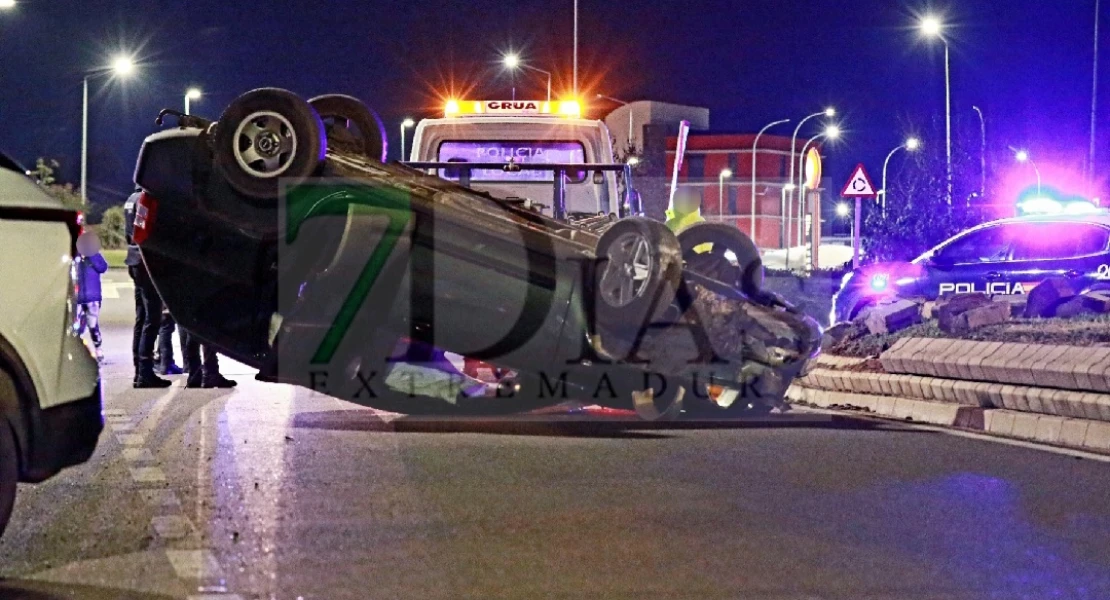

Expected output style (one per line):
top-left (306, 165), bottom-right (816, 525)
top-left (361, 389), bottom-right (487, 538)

top-left (0, 0), bottom-right (1105, 210)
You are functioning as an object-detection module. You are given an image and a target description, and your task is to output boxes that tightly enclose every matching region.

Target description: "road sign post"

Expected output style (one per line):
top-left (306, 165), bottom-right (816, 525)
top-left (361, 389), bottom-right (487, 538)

top-left (840, 163), bottom-right (878, 270)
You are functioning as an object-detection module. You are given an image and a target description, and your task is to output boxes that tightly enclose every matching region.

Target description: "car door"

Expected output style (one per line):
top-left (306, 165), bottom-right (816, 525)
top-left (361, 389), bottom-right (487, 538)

top-left (923, 224), bottom-right (1016, 298)
top-left (1002, 221), bottom-right (1110, 294)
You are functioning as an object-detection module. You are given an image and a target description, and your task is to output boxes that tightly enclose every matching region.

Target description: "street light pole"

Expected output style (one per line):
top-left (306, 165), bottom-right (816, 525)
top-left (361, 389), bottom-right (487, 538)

top-left (881, 138), bottom-right (919, 217)
top-left (921, 16), bottom-right (952, 204)
top-left (81, 76), bottom-right (89, 203)
top-left (972, 105), bottom-right (986, 199)
top-left (400, 118), bottom-right (415, 161)
top-left (751, 118), bottom-right (790, 238)
top-left (1090, 0), bottom-right (1101, 191)
top-left (718, 169), bottom-right (732, 219)
top-left (1014, 149), bottom-right (1042, 196)
top-left (789, 108), bottom-right (834, 214)
top-left (573, 0), bottom-right (578, 97)
top-left (185, 88), bottom-right (201, 116)
top-left (597, 94), bottom-right (635, 150)
top-left (943, 41), bottom-right (952, 205)
top-left (81, 56), bottom-right (135, 203)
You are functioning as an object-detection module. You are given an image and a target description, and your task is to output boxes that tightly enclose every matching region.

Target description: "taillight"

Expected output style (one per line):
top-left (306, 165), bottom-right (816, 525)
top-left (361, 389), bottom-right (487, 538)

top-left (133, 191), bottom-right (158, 245)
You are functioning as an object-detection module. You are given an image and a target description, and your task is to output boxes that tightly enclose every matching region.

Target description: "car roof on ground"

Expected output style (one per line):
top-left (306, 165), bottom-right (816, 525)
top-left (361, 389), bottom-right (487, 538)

top-left (0, 163), bottom-right (64, 210)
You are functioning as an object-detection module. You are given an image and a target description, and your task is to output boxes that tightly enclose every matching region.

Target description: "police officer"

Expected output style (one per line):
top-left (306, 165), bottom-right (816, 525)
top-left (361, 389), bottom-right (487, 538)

top-left (124, 189), bottom-right (171, 388)
top-left (182, 331), bottom-right (236, 389)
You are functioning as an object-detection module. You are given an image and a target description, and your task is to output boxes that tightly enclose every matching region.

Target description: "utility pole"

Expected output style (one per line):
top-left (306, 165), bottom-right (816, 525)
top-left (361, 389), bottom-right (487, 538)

top-left (1091, 0), bottom-right (1101, 191)
top-left (573, 0), bottom-right (578, 97)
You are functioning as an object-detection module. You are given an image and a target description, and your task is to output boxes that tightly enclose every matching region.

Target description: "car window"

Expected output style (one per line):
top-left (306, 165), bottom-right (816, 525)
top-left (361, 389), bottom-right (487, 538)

top-left (936, 226), bottom-right (1013, 264)
top-left (1009, 223), bottom-right (1110, 260)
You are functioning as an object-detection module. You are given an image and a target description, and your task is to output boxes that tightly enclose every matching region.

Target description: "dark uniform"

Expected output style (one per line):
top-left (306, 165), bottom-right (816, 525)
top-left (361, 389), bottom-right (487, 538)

top-left (182, 331), bottom-right (235, 388)
top-left (124, 191), bottom-right (171, 388)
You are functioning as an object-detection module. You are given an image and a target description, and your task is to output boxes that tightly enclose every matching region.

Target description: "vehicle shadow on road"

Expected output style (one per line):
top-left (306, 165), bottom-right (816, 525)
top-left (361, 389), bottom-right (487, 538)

top-left (0, 580), bottom-right (178, 600)
top-left (292, 409), bottom-right (907, 439)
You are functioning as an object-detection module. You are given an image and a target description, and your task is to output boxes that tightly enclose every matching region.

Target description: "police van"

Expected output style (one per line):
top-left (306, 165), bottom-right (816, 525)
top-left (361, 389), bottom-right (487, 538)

top-left (406, 99), bottom-right (628, 219)
top-left (831, 213), bottom-right (1110, 324)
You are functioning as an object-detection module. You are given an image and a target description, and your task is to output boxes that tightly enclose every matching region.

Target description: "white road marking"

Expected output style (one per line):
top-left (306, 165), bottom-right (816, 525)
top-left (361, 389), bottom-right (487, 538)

top-left (128, 466), bottom-right (166, 483)
top-left (140, 489), bottom-right (181, 507)
top-left (121, 447), bottom-right (155, 462)
top-left (99, 279), bottom-right (135, 300)
top-left (165, 550), bottom-right (223, 580)
top-left (115, 433), bottom-right (146, 446)
top-left (151, 515), bottom-right (194, 539)
top-left (110, 421), bottom-right (136, 432)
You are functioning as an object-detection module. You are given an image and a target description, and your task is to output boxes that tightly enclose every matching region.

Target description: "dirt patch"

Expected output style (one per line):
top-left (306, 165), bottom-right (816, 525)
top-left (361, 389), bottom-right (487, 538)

top-left (830, 313), bottom-right (1110, 358)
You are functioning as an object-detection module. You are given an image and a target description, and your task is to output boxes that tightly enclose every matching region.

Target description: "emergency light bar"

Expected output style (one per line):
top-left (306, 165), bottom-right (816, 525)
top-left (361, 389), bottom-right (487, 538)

top-left (444, 99), bottom-right (582, 118)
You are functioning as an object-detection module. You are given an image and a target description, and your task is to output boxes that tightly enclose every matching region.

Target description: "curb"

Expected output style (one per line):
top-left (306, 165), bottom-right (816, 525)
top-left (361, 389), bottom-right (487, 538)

top-left (787, 385), bottom-right (1110, 454)
top-left (796, 368), bottom-right (1110, 421)
top-left (882, 337), bottom-right (1110, 394)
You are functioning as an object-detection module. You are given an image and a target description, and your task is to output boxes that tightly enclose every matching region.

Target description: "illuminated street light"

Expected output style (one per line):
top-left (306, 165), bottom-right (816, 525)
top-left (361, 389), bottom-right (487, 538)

top-left (919, 14), bottom-right (952, 204)
top-left (184, 88), bottom-right (202, 115)
top-left (789, 124), bottom-right (841, 269)
top-left (751, 118), bottom-right (791, 236)
top-left (1012, 147), bottom-right (1042, 195)
top-left (0, 0), bottom-right (17, 10)
top-left (881, 137), bottom-right (922, 216)
top-left (82, 54), bottom-right (137, 202)
top-left (400, 118), bottom-right (416, 161)
top-left (718, 168), bottom-right (733, 218)
top-left (501, 53), bottom-right (552, 102)
top-left (626, 156), bottom-right (640, 166)
top-left (597, 93), bottom-right (636, 151)
top-left (788, 108), bottom-right (836, 215)
top-left (836, 202), bottom-right (850, 217)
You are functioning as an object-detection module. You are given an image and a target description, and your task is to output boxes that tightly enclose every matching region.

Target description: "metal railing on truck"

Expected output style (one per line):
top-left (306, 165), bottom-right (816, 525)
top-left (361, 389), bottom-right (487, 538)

top-left (400, 161), bottom-right (642, 221)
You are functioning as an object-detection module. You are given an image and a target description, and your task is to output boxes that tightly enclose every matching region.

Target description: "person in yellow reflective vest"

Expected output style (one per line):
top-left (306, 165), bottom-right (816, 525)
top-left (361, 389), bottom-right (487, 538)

top-left (665, 187), bottom-right (712, 252)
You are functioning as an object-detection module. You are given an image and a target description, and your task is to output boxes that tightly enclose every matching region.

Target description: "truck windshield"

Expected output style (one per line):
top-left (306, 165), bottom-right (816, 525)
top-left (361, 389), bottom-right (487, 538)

top-left (436, 140), bottom-right (587, 183)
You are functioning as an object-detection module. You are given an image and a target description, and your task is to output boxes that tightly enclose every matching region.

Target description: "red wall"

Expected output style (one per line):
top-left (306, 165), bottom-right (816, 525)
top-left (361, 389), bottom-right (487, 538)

top-left (664, 134), bottom-right (817, 249)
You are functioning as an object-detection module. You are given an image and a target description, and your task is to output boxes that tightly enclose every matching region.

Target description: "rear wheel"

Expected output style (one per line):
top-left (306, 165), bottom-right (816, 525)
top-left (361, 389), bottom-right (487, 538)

top-left (594, 218), bottom-right (683, 329)
top-left (0, 419), bottom-right (18, 540)
top-left (677, 222), bottom-right (763, 295)
top-left (308, 94), bottom-right (387, 163)
top-left (214, 88), bottom-right (327, 200)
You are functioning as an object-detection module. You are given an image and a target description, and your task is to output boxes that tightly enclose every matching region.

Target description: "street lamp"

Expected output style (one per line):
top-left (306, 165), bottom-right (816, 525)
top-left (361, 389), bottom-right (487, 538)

top-left (718, 168), bottom-right (733, 218)
top-left (780, 183), bottom-right (796, 252)
top-left (184, 88), bottom-right (202, 115)
top-left (920, 14), bottom-right (952, 204)
top-left (0, 0), bottom-right (16, 10)
top-left (502, 53), bottom-right (552, 102)
top-left (1014, 148), bottom-right (1042, 195)
top-left (400, 118), bottom-right (415, 161)
top-left (791, 124), bottom-right (840, 269)
top-left (972, 106), bottom-right (986, 199)
top-left (750, 118), bottom-right (791, 237)
top-left (596, 93), bottom-right (636, 152)
top-left (788, 108), bottom-right (836, 212)
top-left (880, 137), bottom-right (921, 216)
top-left (82, 55), bottom-right (136, 203)
top-left (626, 156), bottom-right (640, 166)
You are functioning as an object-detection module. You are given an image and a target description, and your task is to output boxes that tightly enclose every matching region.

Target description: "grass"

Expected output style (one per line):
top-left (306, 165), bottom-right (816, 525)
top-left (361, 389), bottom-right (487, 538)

top-left (831, 313), bottom-right (1110, 358)
top-left (102, 248), bottom-right (128, 269)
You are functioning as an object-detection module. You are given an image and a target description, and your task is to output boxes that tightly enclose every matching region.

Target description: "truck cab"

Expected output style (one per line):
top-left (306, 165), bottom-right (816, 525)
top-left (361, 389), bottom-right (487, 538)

top-left (407, 99), bottom-right (624, 218)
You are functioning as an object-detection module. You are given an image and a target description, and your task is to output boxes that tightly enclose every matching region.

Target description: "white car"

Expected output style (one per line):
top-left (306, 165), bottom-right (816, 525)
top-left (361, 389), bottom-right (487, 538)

top-left (0, 154), bottom-right (102, 538)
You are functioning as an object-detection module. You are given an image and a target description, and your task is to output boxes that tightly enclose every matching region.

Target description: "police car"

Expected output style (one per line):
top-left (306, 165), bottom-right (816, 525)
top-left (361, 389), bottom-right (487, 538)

top-left (406, 98), bottom-right (629, 218)
top-left (831, 213), bottom-right (1110, 324)
top-left (0, 153), bottom-right (102, 539)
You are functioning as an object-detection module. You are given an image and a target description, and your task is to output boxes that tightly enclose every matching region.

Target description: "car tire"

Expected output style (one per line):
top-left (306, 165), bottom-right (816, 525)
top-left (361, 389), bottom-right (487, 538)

top-left (308, 94), bottom-right (388, 163)
top-left (0, 419), bottom-right (18, 539)
top-left (676, 222), bottom-right (763, 295)
top-left (594, 217), bottom-right (683, 329)
top-left (214, 88), bottom-right (327, 200)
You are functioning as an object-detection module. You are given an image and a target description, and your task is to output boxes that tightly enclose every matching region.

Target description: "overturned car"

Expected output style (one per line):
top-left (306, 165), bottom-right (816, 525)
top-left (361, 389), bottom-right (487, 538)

top-left (132, 88), bottom-right (821, 418)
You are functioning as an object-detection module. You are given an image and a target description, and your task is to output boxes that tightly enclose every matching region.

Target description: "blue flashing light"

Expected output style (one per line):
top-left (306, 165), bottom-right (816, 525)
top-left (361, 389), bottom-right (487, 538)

top-left (870, 274), bottom-right (889, 292)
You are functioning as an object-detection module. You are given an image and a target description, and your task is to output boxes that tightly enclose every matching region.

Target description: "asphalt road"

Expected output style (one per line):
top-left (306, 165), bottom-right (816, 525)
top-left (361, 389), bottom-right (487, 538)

top-left (2, 271), bottom-right (1110, 599)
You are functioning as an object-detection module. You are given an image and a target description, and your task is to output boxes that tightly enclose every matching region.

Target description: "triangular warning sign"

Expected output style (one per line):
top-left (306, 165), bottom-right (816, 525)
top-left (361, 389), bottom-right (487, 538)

top-left (841, 163), bottom-right (878, 198)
